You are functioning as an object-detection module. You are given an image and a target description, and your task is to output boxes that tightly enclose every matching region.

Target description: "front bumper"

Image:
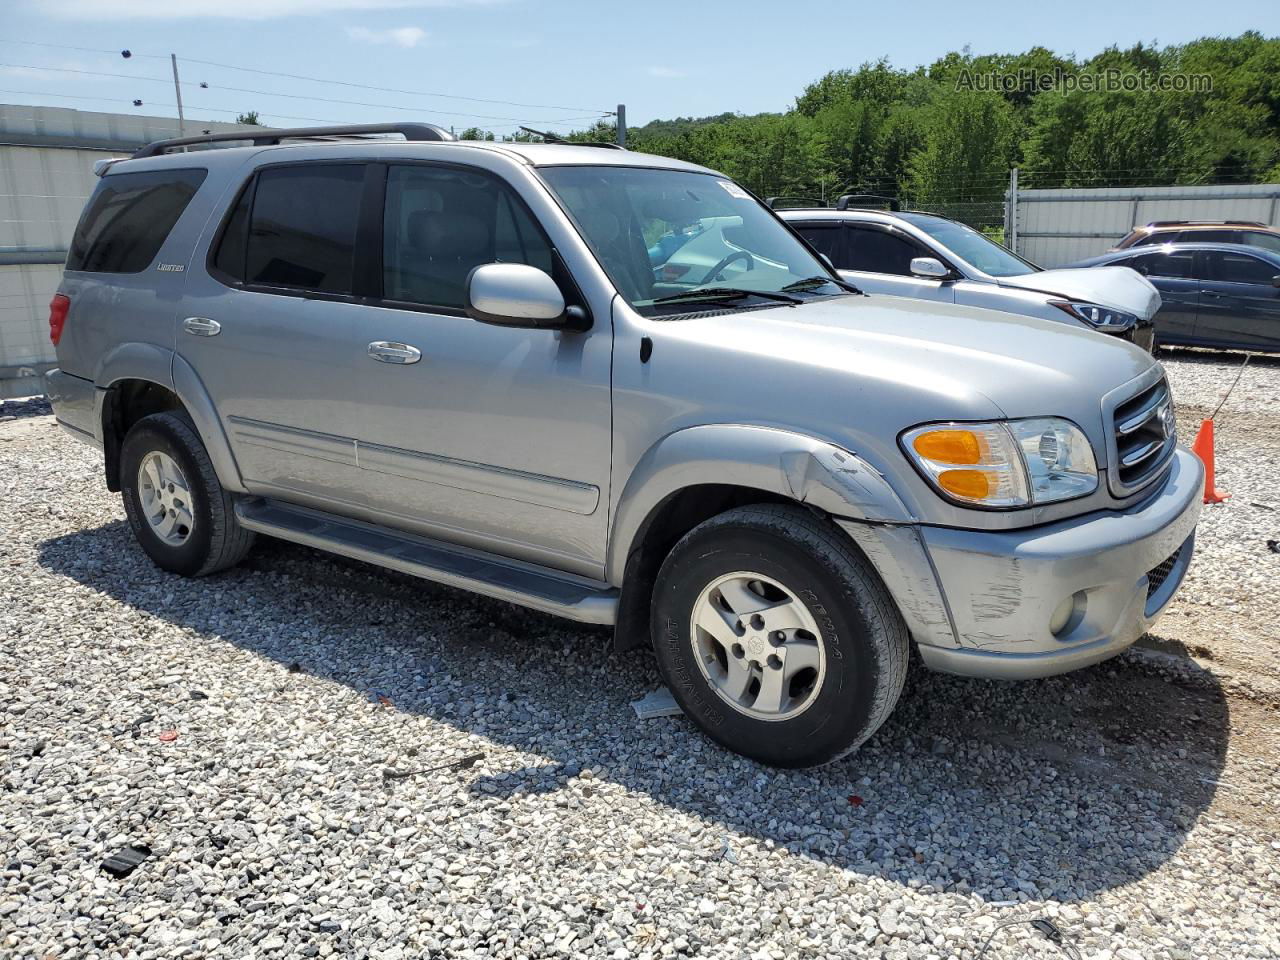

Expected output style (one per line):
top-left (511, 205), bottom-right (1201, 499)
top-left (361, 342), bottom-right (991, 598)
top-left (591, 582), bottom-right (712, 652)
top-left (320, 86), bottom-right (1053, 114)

top-left (840, 447), bottom-right (1202, 680)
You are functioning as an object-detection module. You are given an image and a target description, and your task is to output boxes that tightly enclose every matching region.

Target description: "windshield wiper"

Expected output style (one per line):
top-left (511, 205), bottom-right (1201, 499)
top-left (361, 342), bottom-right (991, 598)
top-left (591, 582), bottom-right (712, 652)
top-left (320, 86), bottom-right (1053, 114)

top-left (781, 275), bottom-right (863, 294)
top-left (651, 286), bottom-right (804, 306)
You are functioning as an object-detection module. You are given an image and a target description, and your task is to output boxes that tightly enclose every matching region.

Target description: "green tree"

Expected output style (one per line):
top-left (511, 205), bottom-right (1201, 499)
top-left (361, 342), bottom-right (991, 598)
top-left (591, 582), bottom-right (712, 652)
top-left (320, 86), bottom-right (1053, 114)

top-left (235, 111), bottom-right (261, 125)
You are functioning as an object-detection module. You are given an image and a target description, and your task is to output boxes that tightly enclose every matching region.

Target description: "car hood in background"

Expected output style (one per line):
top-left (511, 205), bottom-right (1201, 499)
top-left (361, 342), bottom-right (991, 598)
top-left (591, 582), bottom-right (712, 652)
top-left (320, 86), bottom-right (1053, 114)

top-left (995, 266), bottom-right (1161, 320)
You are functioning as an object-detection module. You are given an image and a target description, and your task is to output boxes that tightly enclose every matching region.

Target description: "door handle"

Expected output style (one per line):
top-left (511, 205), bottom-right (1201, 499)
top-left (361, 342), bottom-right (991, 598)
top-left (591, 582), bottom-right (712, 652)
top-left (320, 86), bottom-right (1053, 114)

top-left (182, 316), bottom-right (221, 336)
top-left (367, 341), bottom-right (422, 364)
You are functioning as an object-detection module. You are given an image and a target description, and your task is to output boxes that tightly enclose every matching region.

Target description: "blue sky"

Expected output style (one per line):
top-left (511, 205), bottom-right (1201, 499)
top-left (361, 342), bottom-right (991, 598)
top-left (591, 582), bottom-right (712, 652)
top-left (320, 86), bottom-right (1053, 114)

top-left (1, 0), bottom-right (1275, 134)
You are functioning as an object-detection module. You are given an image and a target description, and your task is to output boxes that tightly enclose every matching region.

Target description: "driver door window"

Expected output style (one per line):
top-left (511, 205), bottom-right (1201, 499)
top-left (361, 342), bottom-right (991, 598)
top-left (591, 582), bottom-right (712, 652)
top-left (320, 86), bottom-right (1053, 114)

top-left (382, 164), bottom-right (553, 311)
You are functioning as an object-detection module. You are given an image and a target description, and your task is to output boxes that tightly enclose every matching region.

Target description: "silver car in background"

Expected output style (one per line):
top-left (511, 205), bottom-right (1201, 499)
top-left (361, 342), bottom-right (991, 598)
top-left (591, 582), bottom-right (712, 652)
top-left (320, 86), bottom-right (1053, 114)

top-left (778, 204), bottom-right (1160, 350)
top-left (45, 124), bottom-right (1199, 768)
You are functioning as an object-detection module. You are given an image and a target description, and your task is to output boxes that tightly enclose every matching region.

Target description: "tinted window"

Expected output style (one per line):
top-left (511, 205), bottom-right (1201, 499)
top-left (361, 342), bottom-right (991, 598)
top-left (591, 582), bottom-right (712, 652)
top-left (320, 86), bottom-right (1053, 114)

top-left (1179, 229), bottom-right (1237, 244)
top-left (845, 227), bottom-right (924, 276)
top-left (1128, 251), bottom-right (1197, 279)
top-left (1242, 231), bottom-right (1280, 254)
top-left (211, 180), bottom-right (252, 282)
top-left (245, 165), bottom-right (364, 294)
top-left (382, 165), bottom-right (553, 309)
top-left (1210, 251), bottom-right (1277, 285)
top-left (66, 169), bottom-right (206, 273)
top-left (792, 224), bottom-right (843, 262)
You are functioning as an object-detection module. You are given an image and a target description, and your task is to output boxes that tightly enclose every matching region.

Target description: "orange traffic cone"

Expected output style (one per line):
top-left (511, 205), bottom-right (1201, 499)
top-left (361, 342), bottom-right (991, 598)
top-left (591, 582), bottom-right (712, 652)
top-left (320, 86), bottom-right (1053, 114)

top-left (1190, 419), bottom-right (1230, 504)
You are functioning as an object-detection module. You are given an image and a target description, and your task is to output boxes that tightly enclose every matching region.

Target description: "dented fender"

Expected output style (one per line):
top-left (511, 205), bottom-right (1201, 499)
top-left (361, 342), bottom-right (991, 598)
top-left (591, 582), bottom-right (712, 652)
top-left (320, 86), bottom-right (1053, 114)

top-left (608, 424), bottom-right (917, 578)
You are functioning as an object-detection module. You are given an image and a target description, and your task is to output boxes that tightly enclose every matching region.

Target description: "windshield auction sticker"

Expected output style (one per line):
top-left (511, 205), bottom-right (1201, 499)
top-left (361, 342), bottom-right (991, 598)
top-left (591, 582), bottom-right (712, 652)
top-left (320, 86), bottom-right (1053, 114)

top-left (717, 180), bottom-right (751, 199)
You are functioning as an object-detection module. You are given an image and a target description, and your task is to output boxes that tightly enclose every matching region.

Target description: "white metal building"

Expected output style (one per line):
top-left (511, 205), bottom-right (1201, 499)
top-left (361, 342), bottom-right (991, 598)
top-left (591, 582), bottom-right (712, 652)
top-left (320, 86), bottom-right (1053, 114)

top-left (0, 104), bottom-right (249, 399)
top-left (1011, 182), bottom-right (1280, 268)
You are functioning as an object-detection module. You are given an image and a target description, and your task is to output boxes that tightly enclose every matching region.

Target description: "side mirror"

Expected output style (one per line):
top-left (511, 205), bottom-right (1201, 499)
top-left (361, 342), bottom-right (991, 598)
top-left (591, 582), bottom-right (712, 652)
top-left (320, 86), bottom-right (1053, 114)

top-left (1272, 275), bottom-right (1280, 288)
top-left (820, 253), bottom-right (835, 270)
top-left (910, 257), bottom-right (950, 280)
top-left (466, 263), bottom-right (570, 329)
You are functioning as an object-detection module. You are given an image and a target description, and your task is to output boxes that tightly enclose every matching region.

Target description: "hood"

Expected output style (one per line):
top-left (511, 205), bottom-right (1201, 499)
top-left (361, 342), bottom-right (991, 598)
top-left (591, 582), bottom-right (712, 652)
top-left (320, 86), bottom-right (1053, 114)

top-left (663, 294), bottom-right (1160, 460)
top-left (996, 266), bottom-right (1161, 320)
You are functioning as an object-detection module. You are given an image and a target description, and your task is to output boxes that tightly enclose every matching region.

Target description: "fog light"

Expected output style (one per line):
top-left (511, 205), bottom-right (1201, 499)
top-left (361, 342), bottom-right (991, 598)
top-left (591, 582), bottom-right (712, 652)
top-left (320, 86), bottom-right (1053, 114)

top-left (1049, 591), bottom-right (1086, 638)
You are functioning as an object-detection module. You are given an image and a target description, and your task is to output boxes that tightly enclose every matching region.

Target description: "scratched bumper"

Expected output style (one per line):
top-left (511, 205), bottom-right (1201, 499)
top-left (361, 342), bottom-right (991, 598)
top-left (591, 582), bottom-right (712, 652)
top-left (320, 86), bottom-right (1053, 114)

top-left (912, 446), bottom-right (1203, 680)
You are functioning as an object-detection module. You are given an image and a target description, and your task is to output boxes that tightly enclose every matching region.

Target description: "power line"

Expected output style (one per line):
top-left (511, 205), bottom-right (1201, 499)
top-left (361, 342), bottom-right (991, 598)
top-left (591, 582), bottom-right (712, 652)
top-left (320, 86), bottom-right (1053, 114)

top-left (0, 39), bottom-right (612, 114)
top-left (0, 63), bottom-right (609, 125)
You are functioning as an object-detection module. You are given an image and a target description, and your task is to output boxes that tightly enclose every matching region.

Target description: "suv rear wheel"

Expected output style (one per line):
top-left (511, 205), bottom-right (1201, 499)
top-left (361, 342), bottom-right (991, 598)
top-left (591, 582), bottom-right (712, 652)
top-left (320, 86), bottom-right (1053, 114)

top-left (120, 412), bottom-right (254, 576)
top-left (650, 504), bottom-right (909, 768)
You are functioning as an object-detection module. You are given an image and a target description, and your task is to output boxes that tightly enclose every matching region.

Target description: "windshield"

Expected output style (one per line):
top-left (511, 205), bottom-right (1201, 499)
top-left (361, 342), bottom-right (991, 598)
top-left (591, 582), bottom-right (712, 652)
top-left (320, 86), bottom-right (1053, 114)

top-left (897, 213), bottom-right (1040, 277)
top-left (539, 166), bottom-right (847, 314)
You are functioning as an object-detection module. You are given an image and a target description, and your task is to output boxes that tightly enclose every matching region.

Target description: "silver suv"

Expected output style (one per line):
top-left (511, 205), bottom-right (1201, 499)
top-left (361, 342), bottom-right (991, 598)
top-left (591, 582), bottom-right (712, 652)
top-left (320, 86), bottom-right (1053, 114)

top-left (45, 123), bottom-right (1201, 767)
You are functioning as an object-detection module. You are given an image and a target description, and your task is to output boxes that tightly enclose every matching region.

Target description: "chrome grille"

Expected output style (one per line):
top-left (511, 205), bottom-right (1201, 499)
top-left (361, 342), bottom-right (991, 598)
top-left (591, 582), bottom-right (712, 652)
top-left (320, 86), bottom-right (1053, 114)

top-left (1110, 376), bottom-right (1176, 494)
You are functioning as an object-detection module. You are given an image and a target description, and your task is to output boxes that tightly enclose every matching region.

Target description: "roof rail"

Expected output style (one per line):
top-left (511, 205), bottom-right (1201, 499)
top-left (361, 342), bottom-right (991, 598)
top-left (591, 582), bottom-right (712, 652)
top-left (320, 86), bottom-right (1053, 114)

top-left (517, 126), bottom-right (625, 150)
top-left (132, 122), bottom-right (455, 159)
top-left (1145, 219), bottom-right (1268, 228)
top-left (835, 193), bottom-right (901, 212)
top-left (765, 196), bottom-right (826, 210)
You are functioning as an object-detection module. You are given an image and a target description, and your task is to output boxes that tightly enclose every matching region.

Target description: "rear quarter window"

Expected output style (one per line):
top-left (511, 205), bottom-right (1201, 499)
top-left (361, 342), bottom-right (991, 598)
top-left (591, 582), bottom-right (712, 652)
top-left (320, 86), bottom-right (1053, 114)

top-left (66, 168), bottom-right (207, 273)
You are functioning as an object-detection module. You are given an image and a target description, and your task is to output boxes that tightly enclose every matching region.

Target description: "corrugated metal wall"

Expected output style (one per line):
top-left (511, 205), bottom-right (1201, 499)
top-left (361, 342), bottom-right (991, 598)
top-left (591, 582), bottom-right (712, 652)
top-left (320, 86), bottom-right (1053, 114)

top-left (1013, 183), bottom-right (1280, 268)
top-left (0, 104), bottom-right (246, 399)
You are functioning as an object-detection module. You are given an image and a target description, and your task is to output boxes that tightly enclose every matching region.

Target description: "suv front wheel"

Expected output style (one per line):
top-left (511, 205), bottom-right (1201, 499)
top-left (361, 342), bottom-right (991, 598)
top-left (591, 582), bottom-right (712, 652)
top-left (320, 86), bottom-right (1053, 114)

top-left (120, 412), bottom-right (254, 576)
top-left (651, 504), bottom-right (909, 767)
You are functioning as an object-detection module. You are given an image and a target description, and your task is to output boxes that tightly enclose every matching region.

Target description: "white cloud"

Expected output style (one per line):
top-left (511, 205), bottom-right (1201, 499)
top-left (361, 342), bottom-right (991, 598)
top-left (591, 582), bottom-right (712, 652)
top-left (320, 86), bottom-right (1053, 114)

top-left (647, 66), bottom-right (686, 79)
top-left (30, 0), bottom-right (499, 19)
top-left (346, 25), bottom-right (428, 47)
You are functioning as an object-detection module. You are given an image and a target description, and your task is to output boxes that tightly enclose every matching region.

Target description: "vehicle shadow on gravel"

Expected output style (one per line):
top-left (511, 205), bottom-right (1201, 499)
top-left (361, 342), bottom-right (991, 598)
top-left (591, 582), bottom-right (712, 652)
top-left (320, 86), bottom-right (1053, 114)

top-left (38, 522), bottom-right (1231, 904)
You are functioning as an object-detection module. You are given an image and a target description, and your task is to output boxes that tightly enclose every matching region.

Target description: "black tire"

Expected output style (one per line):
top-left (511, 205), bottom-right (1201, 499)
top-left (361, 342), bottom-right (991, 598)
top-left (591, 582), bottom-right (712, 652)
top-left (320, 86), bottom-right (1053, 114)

top-left (120, 411), bottom-right (254, 577)
top-left (651, 504), bottom-right (909, 768)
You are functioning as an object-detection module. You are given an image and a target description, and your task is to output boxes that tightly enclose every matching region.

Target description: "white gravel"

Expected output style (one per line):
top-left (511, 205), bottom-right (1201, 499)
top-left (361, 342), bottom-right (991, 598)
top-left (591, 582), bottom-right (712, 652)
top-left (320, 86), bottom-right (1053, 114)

top-left (3, 359), bottom-right (1279, 960)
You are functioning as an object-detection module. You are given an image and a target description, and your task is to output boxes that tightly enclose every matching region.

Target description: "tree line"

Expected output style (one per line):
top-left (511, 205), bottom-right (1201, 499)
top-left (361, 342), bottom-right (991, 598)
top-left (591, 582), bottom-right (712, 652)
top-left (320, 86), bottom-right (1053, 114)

top-left (467, 32), bottom-right (1280, 228)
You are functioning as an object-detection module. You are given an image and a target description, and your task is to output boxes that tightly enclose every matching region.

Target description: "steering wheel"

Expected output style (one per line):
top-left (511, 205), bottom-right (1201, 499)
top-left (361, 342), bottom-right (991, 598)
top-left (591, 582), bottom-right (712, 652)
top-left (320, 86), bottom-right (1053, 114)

top-left (700, 250), bottom-right (755, 284)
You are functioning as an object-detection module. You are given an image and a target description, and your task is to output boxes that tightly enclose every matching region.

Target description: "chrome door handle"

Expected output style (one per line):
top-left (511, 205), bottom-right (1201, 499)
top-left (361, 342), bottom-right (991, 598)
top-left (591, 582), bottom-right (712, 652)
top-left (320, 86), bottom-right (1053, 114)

top-left (367, 341), bottom-right (422, 364)
top-left (183, 316), bottom-right (221, 336)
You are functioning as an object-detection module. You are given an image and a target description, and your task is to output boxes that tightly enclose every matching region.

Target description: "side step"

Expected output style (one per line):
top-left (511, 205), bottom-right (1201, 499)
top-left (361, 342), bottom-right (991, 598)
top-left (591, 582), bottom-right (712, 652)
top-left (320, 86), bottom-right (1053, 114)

top-left (235, 498), bottom-right (618, 625)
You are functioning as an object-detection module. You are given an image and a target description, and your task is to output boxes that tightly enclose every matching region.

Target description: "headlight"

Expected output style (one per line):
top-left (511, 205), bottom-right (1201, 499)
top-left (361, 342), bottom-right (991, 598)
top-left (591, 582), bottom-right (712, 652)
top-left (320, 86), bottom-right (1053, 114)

top-left (901, 418), bottom-right (1098, 509)
top-left (1050, 300), bottom-right (1139, 332)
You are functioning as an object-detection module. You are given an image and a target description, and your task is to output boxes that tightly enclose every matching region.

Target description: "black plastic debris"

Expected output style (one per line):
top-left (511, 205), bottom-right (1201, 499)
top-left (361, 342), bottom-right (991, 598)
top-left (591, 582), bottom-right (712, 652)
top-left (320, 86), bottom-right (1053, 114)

top-left (189, 690), bottom-right (208, 701)
top-left (129, 714), bottom-right (155, 740)
top-left (1267, 540), bottom-right (1279, 554)
top-left (101, 845), bottom-right (151, 879)
top-left (382, 752), bottom-right (484, 781)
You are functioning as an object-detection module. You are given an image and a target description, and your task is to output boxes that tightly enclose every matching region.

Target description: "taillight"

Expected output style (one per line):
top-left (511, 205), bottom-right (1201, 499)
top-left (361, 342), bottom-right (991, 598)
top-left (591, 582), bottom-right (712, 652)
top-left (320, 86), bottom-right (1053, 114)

top-left (49, 294), bottom-right (70, 345)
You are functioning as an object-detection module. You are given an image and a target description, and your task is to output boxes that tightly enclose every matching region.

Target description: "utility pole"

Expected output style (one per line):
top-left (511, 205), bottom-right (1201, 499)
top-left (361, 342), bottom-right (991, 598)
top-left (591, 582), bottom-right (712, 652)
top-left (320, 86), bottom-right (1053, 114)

top-left (616, 104), bottom-right (626, 148)
top-left (1007, 167), bottom-right (1019, 253)
top-left (170, 54), bottom-right (187, 139)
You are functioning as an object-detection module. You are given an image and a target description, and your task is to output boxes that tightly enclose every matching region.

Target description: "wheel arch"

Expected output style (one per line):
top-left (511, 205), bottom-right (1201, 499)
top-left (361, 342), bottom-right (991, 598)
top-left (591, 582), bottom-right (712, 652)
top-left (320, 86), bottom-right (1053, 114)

top-left (96, 352), bottom-right (244, 494)
top-left (608, 424), bottom-right (916, 652)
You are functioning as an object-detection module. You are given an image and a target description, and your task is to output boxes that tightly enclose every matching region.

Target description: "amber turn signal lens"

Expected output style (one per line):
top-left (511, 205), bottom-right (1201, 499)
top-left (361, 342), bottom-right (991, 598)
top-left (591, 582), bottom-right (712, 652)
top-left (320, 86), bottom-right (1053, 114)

top-left (912, 429), bottom-right (983, 465)
top-left (937, 469), bottom-right (991, 499)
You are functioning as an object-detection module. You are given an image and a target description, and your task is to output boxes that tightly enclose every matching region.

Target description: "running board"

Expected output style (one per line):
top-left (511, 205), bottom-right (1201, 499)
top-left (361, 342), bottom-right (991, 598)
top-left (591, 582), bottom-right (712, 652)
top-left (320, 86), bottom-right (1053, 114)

top-left (234, 498), bottom-right (618, 625)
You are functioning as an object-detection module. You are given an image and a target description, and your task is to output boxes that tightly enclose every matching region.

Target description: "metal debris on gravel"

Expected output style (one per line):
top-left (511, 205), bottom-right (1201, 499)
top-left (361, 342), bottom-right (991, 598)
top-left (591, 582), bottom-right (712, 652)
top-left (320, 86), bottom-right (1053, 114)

top-left (2, 353), bottom-right (1278, 960)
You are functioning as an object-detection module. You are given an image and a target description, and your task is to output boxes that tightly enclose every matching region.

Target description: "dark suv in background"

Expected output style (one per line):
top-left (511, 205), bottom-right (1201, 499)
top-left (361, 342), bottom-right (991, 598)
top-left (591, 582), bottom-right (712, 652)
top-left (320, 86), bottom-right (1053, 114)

top-left (1071, 242), bottom-right (1280, 352)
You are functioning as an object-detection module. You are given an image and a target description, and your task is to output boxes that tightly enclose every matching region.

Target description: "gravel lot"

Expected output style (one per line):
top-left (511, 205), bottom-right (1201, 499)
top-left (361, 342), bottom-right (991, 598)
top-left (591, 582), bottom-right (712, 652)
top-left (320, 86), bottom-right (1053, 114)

top-left (2, 351), bottom-right (1279, 960)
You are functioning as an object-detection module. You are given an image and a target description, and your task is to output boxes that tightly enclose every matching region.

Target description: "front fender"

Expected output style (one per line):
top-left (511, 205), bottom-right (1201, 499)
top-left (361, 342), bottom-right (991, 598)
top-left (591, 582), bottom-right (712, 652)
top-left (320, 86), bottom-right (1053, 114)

top-left (607, 424), bottom-right (916, 582)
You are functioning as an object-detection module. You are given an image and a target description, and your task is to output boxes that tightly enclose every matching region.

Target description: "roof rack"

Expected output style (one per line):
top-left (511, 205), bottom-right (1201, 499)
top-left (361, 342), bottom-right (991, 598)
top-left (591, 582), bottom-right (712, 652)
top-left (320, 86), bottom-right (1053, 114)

top-left (1145, 219), bottom-right (1268, 228)
top-left (132, 122), bottom-right (455, 159)
top-left (835, 193), bottom-right (901, 212)
top-left (517, 126), bottom-right (625, 150)
top-left (764, 196), bottom-right (826, 210)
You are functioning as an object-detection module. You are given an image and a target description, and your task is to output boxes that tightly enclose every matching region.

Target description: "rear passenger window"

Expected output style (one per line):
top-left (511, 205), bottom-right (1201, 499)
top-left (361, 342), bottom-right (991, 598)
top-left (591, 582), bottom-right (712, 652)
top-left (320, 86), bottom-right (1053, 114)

top-left (1210, 251), bottom-right (1276, 285)
top-left (791, 224), bottom-right (843, 263)
top-left (845, 227), bottom-right (924, 276)
top-left (244, 165), bottom-right (364, 294)
top-left (66, 169), bottom-right (206, 273)
top-left (382, 165), bottom-right (554, 310)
